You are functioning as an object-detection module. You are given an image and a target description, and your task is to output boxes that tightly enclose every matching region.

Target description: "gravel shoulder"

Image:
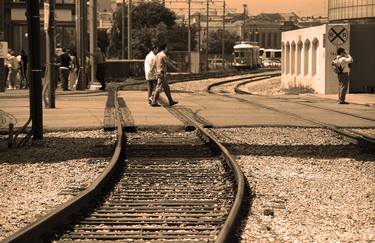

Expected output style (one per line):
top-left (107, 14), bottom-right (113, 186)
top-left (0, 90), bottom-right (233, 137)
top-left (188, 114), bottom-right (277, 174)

top-left (0, 130), bottom-right (115, 240)
top-left (211, 127), bottom-right (375, 242)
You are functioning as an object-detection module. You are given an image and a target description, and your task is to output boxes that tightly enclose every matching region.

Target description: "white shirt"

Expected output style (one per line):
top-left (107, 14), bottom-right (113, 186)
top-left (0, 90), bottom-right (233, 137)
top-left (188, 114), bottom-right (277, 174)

top-left (337, 54), bottom-right (353, 73)
top-left (144, 51), bottom-right (157, 80)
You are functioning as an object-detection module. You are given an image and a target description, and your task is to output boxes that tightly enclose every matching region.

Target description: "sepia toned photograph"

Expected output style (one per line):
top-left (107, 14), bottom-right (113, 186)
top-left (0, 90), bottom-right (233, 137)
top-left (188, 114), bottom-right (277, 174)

top-left (0, 0), bottom-right (374, 242)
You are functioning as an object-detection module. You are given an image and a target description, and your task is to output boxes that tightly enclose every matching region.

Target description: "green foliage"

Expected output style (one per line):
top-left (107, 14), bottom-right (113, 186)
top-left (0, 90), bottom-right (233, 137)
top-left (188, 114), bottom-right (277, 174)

top-left (203, 29), bottom-right (240, 55)
top-left (108, 2), bottom-right (180, 58)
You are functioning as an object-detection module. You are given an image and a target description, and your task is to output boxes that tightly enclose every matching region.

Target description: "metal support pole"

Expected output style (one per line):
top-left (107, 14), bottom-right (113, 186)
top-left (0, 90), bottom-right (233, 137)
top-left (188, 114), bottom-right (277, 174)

top-left (197, 13), bottom-right (201, 73)
top-left (222, 0), bottom-right (225, 70)
top-left (77, 0), bottom-right (87, 90)
top-left (45, 0), bottom-right (55, 108)
top-left (121, 0), bottom-right (125, 59)
top-left (188, 0), bottom-right (191, 73)
top-left (127, 0), bottom-right (132, 59)
top-left (0, 0), bottom-right (5, 92)
top-left (26, 0), bottom-right (43, 140)
top-left (90, 0), bottom-right (97, 84)
top-left (206, 0), bottom-right (209, 72)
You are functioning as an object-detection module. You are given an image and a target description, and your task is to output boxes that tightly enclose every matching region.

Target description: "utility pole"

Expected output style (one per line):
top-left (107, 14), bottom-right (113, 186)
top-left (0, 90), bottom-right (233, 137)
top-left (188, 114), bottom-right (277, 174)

top-left (121, 0), bottom-right (125, 59)
top-left (197, 13), bottom-right (201, 73)
top-left (128, 0), bottom-right (132, 59)
top-left (188, 0), bottom-right (191, 73)
top-left (45, 0), bottom-right (56, 108)
top-left (26, 0), bottom-right (43, 140)
top-left (76, 0), bottom-right (87, 90)
top-left (0, 0), bottom-right (5, 92)
top-left (206, 0), bottom-right (209, 72)
top-left (222, 0), bottom-right (225, 70)
top-left (90, 0), bottom-right (97, 85)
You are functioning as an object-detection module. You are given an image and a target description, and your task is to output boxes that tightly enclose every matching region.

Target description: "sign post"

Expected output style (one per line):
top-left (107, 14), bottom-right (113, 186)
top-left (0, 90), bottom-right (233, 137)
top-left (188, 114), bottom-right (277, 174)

top-left (0, 0), bottom-right (5, 92)
top-left (325, 24), bottom-right (350, 94)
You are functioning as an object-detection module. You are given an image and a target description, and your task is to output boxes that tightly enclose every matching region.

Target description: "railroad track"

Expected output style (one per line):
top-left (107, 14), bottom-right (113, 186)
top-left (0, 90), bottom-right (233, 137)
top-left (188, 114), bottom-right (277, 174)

top-left (3, 86), bottom-right (246, 242)
top-left (208, 74), bottom-right (375, 152)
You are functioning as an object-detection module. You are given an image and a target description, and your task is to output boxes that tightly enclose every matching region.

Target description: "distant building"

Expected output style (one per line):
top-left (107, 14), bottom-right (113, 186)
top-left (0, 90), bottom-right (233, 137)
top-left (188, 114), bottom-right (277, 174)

top-left (328, 0), bottom-right (375, 23)
top-left (4, 0), bottom-right (75, 54)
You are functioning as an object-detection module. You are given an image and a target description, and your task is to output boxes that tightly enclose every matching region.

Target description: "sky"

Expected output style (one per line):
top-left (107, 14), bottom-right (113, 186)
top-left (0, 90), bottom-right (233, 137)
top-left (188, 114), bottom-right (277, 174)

top-left (225, 0), bottom-right (327, 17)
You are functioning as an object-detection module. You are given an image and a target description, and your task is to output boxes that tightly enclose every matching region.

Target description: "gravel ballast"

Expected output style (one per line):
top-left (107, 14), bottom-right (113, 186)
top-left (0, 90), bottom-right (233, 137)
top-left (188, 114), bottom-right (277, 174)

top-left (0, 130), bottom-right (115, 240)
top-left (211, 127), bottom-right (375, 242)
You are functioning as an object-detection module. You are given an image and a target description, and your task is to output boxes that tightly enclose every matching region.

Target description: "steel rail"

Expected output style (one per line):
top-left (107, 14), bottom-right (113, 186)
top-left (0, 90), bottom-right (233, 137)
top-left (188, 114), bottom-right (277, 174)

top-left (235, 83), bottom-right (375, 123)
top-left (161, 105), bottom-right (246, 243)
top-left (206, 71), bottom-right (281, 94)
top-left (2, 86), bottom-right (126, 243)
top-left (210, 78), bottom-right (375, 152)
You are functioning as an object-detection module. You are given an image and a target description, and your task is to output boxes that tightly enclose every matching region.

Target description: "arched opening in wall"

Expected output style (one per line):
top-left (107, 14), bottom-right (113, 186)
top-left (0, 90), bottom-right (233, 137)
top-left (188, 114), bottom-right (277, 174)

top-left (312, 38), bottom-right (319, 76)
top-left (291, 42), bottom-right (296, 74)
top-left (286, 42), bottom-right (290, 74)
top-left (297, 41), bottom-right (303, 75)
top-left (281, 42), bottom-right (286, 74)
top-left (304, 39), bottom-right (311, 76)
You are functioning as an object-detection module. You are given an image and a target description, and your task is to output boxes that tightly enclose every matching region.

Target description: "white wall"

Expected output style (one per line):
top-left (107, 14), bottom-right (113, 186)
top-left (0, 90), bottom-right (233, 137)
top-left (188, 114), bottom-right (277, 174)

top-left (281, 25), bottom-right (326, 93)
top-left (281, 24), bottom-right (351, 94)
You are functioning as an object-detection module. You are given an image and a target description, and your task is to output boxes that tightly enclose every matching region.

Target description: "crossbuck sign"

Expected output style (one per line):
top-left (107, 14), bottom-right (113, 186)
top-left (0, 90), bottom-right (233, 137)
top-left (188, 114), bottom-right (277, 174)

top-left (328, 26), bottom-right (348, 45)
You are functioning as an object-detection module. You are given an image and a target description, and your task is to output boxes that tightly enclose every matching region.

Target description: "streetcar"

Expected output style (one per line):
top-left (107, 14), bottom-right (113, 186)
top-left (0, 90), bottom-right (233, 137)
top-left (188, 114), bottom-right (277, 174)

top-left (232, 42), bottom-right (261, 69)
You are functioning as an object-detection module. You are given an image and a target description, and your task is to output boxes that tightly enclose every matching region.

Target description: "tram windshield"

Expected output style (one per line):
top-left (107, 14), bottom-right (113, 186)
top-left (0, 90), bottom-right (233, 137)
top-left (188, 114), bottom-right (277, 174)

top-left (234, 51), bottom-right (244, 58)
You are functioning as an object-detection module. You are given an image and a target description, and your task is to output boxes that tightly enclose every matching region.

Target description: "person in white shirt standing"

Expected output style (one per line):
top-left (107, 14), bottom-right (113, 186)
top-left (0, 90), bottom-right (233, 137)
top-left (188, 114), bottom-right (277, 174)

top-left (333, 47), bottom-right (353, 104)
top-left (144, 45), bottom-right (158, 104)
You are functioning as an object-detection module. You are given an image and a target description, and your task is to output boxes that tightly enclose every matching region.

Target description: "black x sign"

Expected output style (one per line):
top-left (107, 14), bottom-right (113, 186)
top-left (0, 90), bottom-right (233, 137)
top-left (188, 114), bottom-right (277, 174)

top-left (328, 27), bottom-right (348, 45)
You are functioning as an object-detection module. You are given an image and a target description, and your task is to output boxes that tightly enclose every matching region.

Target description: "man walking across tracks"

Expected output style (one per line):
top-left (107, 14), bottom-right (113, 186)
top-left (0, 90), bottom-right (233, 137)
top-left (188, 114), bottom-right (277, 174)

top-left (151, 43), bottom-right (178, 107)
top-left (332, 47), bottom-right (353, 104)
top-left (144, 46), bottom-right (158, 104)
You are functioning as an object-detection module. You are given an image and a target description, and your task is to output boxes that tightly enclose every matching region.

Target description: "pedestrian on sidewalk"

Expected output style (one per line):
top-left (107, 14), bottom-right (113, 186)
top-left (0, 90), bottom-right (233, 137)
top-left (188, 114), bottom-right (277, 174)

top-left (144, 45), bottom-right (158, 104)
top-left (333, 47), bottom-right (353, 104)
top-left (151, 43), bottom-right (178, 107)
top-left (8, 51), bottom-right (19, 90)
top-left (3, 50), bottom-right (10, 89)
top-left (95, 47), bottom-right (106, 90)
top-left (59, 48), bottom-right (72, 91)
top-left (68, 50), bottom-right (78, 90)
top-left (19, 50), bottom-right (28, 89)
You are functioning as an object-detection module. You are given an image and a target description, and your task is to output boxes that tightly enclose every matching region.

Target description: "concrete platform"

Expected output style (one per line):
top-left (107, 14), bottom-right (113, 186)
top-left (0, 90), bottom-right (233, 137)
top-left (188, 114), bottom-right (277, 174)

top-left (1, 89), bottom-right (374, 131)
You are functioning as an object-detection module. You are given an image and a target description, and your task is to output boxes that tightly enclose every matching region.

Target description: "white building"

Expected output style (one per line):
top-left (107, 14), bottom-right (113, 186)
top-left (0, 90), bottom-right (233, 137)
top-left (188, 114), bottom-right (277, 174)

top-left (281, 24), bottom-right (350, 94)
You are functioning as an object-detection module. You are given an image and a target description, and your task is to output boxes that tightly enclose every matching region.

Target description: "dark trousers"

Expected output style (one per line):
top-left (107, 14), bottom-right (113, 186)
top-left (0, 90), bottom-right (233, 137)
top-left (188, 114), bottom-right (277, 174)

top-left (59, 68), bottom-right (70, 90)
top-left (152, 75), bottom-right (174, 105)
top-left (147, 79), bottom-right (156, 101)
top-left (96, 63), bottom-right (106, 89)
top-left (338, 72), bottom-right (349, 103)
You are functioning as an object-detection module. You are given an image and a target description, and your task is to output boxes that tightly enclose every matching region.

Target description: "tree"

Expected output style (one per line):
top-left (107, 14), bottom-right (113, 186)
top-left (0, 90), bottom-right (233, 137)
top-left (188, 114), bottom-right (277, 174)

top-left (204, 29), bottom-right (240, 56)
top-left (108, 2), bottom-right (177, 58)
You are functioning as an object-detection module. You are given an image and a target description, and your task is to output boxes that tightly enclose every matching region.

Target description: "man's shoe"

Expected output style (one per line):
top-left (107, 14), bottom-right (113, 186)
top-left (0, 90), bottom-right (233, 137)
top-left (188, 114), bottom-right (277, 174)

top-left (148, 97), bottom-right (153, 104)
top-left (151, 103), bottom-right (161, 107)
top-left (339, 101), bottom-right (349, 104)
top-left (169, 101), bottom-right (178, 106)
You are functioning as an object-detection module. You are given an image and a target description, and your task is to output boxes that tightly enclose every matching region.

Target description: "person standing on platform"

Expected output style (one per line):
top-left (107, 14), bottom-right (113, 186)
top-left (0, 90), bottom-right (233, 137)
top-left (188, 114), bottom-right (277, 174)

top-left (333, 47), bottom-right (353, 104)
top-left (8, 51), bottom-right (19, 90)
top-left (144, 45), bottom-right (158, 104)
top-left (59, 48), bottom-right (72, 91)
top-left (68, 50), bottom-right (78, 90)
top-left (150, 43), bottom-right (178, 107)
top-left (19, 50), bottom-right (28, 89)
top-left (95, 47), bottom-right (106, 91)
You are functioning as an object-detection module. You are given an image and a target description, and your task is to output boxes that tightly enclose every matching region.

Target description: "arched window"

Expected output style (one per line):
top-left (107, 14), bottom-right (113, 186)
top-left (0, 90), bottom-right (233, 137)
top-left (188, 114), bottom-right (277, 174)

top-left (286, 42), bottom-right (291, 74)
top-left (291, 42), bottom-right (296, 74)
top-left (304, 39), bottom-right (311, 76)
top-left (297, 41), bottom-right (303, 75)
top-left (312, 38), bottom-right (319, 76)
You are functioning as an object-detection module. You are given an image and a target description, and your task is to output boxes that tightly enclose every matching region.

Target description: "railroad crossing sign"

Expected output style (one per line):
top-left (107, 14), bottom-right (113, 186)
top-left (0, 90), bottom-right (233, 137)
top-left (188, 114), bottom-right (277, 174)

top-left (328, 26), bottom-right (348, 45)
top-left (0, 41), bottom-right (8, 58)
